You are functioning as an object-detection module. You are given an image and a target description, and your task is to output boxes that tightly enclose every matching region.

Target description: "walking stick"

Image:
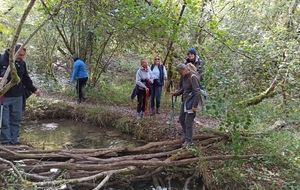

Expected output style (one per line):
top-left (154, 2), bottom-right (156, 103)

top-left (166, 80), bottom-right (176, 125)
top-left (0, 96), bottom-right (4, 134)
top-left (144, 88), bottom-right (150, 117)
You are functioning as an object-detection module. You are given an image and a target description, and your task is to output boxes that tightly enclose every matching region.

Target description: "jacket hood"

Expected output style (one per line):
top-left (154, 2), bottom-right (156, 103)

top-left (3, 49), bottom-right (10, 60)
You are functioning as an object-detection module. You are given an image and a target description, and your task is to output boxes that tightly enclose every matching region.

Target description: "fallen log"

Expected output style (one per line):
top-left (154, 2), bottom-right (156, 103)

top-left (0, 132), bottom-right (266, 189)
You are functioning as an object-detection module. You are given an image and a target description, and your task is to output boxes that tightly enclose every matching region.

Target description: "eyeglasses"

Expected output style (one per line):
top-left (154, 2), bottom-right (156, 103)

top-left (154, 58), bottom-right (160, 60)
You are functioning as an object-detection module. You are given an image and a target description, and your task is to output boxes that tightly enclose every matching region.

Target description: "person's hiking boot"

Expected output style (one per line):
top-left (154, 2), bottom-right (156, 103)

top-left (150, 109), bottom-right (155, 116)
top-left (82, 96), bottom-right (87, 102)
top-left (13, 142), bottom-right (22, 145)
top-left (182, 141), bottom-right (194, 148)
top-left (77, 98), bottom-right (82, 104)
top-left (1, 141), bottom-right (13, 145)
top-left (141, 112), bottom-right (144, 119)
top-left (136, 113), bottom-right (142, 120)
top-left (156, 109), bottom-right (160, 114)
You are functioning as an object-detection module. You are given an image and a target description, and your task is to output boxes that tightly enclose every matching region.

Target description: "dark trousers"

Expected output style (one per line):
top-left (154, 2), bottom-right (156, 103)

top-left (137, 89), bottom-right (146, 113)
top-left (150, 85), bottom-right (163, 110)
top-left (76, 77), bottom-right (88, 99)
top-left (179, 103), bottom-right (196, 143)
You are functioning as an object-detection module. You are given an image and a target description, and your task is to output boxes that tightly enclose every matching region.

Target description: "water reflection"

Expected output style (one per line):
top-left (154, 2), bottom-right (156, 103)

top-left (20, 119), bottom-right (140, 150)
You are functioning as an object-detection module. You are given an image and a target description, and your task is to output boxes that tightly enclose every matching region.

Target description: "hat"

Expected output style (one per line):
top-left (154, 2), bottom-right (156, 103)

top-left (188, 48), bottom-right (196, 56)
top-left (71, 54), bottom-right (79, 60)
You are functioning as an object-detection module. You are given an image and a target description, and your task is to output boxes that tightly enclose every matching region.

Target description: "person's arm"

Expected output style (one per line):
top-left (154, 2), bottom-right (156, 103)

top-left (148, 67), bottom-right (154, 84)
top-left (136, 70), bottom-right (147, 89)
top-left (191, 75), bottom-right (200, 109)
top-left (23, 63), bottom-right (40, 96)
top-left (173, 77), bottom-right (184, 96)
top-left (163, 65), bottom-right (167, 79)
top-left (197, 59), bottom-right (205, 81)
top-left (70, 61), bottom-right (79, 83)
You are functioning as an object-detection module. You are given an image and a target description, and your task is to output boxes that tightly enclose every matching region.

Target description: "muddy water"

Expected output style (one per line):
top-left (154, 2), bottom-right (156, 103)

top-left (20, 119), bottom-right (141, 150)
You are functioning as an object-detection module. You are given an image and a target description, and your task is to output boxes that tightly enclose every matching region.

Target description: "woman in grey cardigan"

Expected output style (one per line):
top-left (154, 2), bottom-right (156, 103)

top-left (135, 59), bottom-right (153, 119)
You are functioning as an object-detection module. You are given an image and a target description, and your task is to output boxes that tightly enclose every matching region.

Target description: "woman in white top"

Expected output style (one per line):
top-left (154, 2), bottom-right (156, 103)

top-left (150, 56), bottom-right (167, 115)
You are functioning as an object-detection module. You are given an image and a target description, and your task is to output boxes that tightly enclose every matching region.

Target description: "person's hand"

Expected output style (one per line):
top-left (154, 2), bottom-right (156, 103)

top-left (146, 87), bottom-right (149, 91)
top-left (170, 92), bottom-right (175, 96)
top-left (0, 77), bottom-right (7, 85)
top-left (192, 107), bottom-right (197, 112)
top-left (34, 90), bottom-right (41, 97)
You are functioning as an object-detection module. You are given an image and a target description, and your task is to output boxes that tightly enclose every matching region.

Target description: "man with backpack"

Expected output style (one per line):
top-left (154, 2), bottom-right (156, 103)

top-left (184, 48), bottom-right (204, 89)
top-left (171, 64), bottom-right (200, 147)
top-left (0, 44), bottom-right (41, 145)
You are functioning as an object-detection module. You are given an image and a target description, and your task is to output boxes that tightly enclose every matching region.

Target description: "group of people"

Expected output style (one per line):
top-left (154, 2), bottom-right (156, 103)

top-left (0, 43), bottom-right (203, 148)
top-left (134, 48), bottom-right (204, 147)
top-left (0, 44), bottom-right (88, 145)
top-left (134, 56), bottom-right (168, 119)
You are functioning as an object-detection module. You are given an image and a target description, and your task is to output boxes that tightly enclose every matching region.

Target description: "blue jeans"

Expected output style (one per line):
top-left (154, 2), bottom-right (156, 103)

top-left (0, 96), bottom-right (23, 144)
top-left (150, 85), bottom-right (163, 110)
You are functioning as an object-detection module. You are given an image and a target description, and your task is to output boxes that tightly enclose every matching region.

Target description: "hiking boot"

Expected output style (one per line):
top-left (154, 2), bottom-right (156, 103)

top-left (156, 109), bottom-right (160, 114)
top-left (182, 141), bottom-right (194, 148)
top-left (1, 141), bottom-right (13, 145)
top-left (136, 113), bottom-right (142, 120)
top-left (82, 96), bottom-right (87, 102)
top-left (141, 112), bottom-right (144, 119)
top-left (77, 98), bottom-right (82, 104)
top-left (150, 109), bottom-right (155, 116)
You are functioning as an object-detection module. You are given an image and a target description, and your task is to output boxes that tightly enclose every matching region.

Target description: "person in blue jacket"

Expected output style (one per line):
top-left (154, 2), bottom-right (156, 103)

top-left (70, 54), bottom-right (88, 104)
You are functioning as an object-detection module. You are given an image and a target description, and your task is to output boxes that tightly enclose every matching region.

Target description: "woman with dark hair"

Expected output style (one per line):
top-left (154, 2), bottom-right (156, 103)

top-left (150, 56), bottom-right (167, 115)
top-left (70, 54), bottom-right (88, 104)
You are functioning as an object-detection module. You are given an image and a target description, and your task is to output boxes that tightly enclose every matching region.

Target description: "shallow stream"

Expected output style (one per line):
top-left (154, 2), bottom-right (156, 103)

top-left (20, 119), bottom-right (141, 150)
top-left (19, 119), bottom-right (201, 190)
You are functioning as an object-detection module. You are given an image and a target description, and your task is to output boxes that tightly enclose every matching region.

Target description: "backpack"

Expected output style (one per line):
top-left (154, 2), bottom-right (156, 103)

top-left (189, 74), bottom-right (209, 111)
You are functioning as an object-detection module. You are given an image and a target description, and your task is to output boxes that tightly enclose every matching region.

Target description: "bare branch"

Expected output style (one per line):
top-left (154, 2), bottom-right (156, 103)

top-left (0, 0), bottom-right (37, 94)
top-left (202, 28), bottom-right (254, 61)
top-left (0, 156), bottom-right (24, 182)
top-left (34, 166), bottom-right (136, 187)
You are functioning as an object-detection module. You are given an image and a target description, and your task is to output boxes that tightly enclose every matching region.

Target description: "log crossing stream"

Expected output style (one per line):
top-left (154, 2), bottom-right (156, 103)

top-left (0, 119), bottom-right (263, 189)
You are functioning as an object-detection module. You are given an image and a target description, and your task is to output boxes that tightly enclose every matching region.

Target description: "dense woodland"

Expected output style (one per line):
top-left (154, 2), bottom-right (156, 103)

top-left (0, 0), bottom-right (300, 189)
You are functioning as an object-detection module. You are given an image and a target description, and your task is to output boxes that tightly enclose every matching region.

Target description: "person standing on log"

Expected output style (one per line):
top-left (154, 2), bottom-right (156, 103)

top-left (0, 44), bottom-right (41, 145)
top-left (171, 64), bottom-right (200, 147)
top-left (150, 56), bottom-right (167, 115)
top-left (70, 54), bottom-right (88, 104)
top-left (135, 59), bottom-right (153, 120)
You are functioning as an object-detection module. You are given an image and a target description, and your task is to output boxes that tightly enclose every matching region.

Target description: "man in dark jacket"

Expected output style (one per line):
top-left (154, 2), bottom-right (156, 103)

top-left (0, 44), bottom-right (41, 145)
top-left (171, 64), bottom-right (200, 147)
top-left (184, 48), bottom-right (204, 84)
